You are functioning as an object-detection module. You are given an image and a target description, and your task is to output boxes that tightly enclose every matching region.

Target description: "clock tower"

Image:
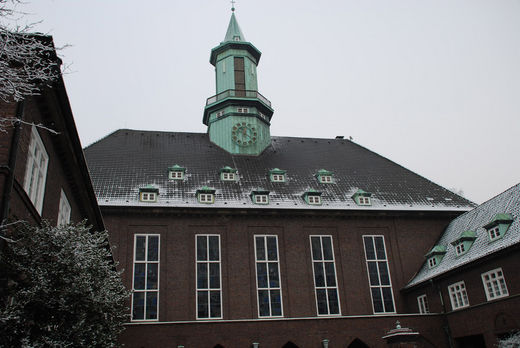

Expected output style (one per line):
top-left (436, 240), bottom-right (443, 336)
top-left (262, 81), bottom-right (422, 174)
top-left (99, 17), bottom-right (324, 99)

top-left (203, 10), bottom-right (274, 156)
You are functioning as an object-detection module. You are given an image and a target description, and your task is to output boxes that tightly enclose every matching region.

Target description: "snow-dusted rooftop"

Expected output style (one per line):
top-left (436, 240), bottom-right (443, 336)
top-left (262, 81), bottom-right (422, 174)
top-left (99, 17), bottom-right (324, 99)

top-left (84, 130), bottom-right (474, 211)
top-left (406, 183), bottom-right (520, 288)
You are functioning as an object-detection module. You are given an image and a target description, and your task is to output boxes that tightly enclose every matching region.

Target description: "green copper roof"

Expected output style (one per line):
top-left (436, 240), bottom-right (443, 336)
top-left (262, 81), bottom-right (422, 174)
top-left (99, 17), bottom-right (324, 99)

top-left (303, 189), bottom-right (322, 196)
top-left (197, 186), bottom-right (216, 193)
top-left (483, 213), bottom-right (514, 229)
top-left (220, 166), bottom-right (237, 173)
top-left (425, 245), bottom-right (447, 257)
top-left (224, 13), bottom-right (246, 42)
top-left (168, 164), bottom-right (186, 172)
top-left (269, 168), bottom-right (286, 174)
top-left (352, 189), bottom-right (372, 197)
top-left (451, 230), bottom-right (477, 245)
top-left (140, 184), bottom-right (159, 192)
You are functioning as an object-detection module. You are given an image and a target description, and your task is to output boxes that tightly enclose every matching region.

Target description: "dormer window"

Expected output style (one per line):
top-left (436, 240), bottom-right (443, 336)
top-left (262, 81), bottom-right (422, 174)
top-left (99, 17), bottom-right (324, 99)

top-left (425, 245), bottom-right (447, 269)
top-left (220, 166), bottom-right (238, 181)
top-left (269, 168), bottom-right (286, 183)
top-left (303, 190), bottom-right (322, 205)
top-left (352, 189), bottom-right (372, 206)
top-left (139, 185), bottom-right (159, 202)
top-left (197, 186), bottom-right (216, 204)
top-left (233, 35), bottom-right (241, 41)
top-left (451, 231), bottom-right (476, 257)
top-left (251, 189), bottom-right (270, 205)
top-left (168, 164), bottom-right (186, 180)
top-left (483, 213), bottom-right (513, 242)
top-left (237, 107), bottom-right (249, 113)
top-left (315, 169), bottom-right (334, 184)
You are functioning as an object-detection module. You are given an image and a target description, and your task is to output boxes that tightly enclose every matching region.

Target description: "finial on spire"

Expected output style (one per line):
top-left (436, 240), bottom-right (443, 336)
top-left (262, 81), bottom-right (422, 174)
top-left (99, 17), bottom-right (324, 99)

top-left (231, 0), bottom-right (236, 12)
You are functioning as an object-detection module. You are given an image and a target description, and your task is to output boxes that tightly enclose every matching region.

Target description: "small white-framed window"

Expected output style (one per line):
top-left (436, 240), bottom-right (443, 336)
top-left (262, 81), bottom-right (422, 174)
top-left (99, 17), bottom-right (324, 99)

top-left (358, 196), bottom-right (371, 205)
top-left (196, 234), bottom-right (222, 319)
top-left (310, 235), bottom-right (340, 316)
top-left (448, 281), bottom-right (469, 310)
top-left (428, 257), bottom-right (437, 269)
top-left (272, 174), bottom-right (285, 182)
top-left (417, 294), bottom-right (429, 314)
top-left (319, 175), bottom-right (333, 183)
top-left (454, 242), bottom-right (465, 256)
top-left (308, 195), bottom-right (321, 205)
top-left (199, 193), bottom-right (215, 204)
top-left (221, 172), bottom-right (236, 181)
top-left (488, 226), bottom-right (501, 241)
top-left (216, 110), bottom-right (225, 117)
top-left (255, 194), bottom-right (269, 204)
top-left (255, 235), bottom-right (283, 317)
top-left (169, 171), bottom-right (184, 180)
top-left (481, 268), bottom-right (508, 301)
top-left (140, 192), bottom-right (157, 202)
top-left (57, 190), bottom-right (71, 226)
top-left (23, 126), bottom-right (49, 214)
top-left (237, 107), bottom-right (249, 113)
top-left (132, 234), bottom-right (160, 321)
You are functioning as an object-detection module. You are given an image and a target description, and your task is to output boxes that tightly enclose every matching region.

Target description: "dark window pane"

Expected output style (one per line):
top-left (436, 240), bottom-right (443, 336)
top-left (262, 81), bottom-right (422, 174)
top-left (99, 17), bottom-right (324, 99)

top-left (364, 236), bottom-right (375, 260)
top-left (378, 262), bottom-right (390, 285)
top-left (371, 288), bottom-right (384, 313)
top-left (268, 263), bottom-right (279, 287)
top-left (256, 236), bottom-right (265, 261)
top-left (324, 262), bottom-right (336, 287)
top-left (311, 237), bottom-right (322, 260)
top-left (135, 236), bottom-right (146, 261)
top-left (314, 262), bottom-right (325, 287)
top-left (258, 290), bottom-right (269, 316)
top-left (145, 292), bottom-right (158, 320)
top-left (210, 291), bottom-right (221, 318)
top-left (132, 292), bottom-right (145, 320)
top-left (270, 290), bottom-right (282, 316)
top-left (209, 236), bottom-right (220, 261)
top-left (197, 263), bottom-right (208, 289)
top-left (209, 263), bottom-right (220, 289)
top-left (147, 236), bottom-right (159, 261)
top-left (146, 263), bottom-right (158, 289)
top-left (197, 236), bottom-right (207, 261)
top-left (197, 291), bottom-right (208, 318)
top-left (257, 263), bottom-right (268, 288)
top-left (367, 261), bottom-right (380, 286)
top-left (133, 263), bottom-right (145, 290)
top-left (316, 289), bottom-right (328, 315)
top-left (382, 287), bottom-right (395, 312)
top-left (267, 237), bottom-right (278, 261)
top-left (322, 237), bottom-right (333, 260)
top-left (327, 289), bottom-right (339, 314)
top-left (375, 237), bottom-right (386, 260)
top-left (234, 57), bottom-right (245, 70)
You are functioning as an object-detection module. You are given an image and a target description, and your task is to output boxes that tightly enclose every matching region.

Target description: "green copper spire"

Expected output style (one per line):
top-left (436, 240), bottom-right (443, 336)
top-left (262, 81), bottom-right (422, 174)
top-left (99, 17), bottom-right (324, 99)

top-left (224, 12), bottom-right (245, 42)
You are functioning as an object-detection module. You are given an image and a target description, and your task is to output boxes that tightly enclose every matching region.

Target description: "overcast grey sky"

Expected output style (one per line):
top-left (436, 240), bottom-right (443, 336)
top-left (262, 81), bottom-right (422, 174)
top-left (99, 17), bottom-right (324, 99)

top-left (20, 0), bottom-right (520, 204)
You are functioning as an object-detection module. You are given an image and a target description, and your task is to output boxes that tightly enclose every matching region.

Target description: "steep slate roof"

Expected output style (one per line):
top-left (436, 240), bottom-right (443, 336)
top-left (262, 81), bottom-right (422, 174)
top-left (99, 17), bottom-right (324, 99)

top-left (84, 129), bottom-right (474, 212)
top-left (406, 183), bottom-right (520, 288)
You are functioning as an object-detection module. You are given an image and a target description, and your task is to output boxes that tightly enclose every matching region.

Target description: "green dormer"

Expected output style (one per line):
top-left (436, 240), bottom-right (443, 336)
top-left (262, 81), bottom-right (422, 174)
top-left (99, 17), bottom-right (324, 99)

top-left (483, 213), bottom-right (514, 242)
top-left (451, 230), bottom-right (477, 257)
top-left (250, 188), bottom-right (270, 205)
top-left (139, 184), bottom-right (159, 202)
top-left (196, 186), bottom-right (216, 204)
top-left (315, 169), bottom-right (334, 184)
top-left (168, 164), bottom-right (186, 180)
top-left (220, 166), bottom-right (238, 181)
top-left (303, 189), bottom-right (322, 205)
top-left (352, 189), bottom-right (372, 206)
top-left (269, 168), bottom-right (286, 182)
top-left (203, 11), bottom-right (274, 156)
top-left (425, 245), bottom-right (447, 269)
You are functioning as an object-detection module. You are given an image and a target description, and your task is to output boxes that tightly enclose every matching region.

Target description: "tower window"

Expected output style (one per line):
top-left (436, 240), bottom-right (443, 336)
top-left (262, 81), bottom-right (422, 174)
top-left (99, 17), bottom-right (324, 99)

top-left (237, 107), bottom-right (249, 113)
top-left (233, 36), bottom-right (240, 41)
top-left (216, 110), bottom-right (225, 118)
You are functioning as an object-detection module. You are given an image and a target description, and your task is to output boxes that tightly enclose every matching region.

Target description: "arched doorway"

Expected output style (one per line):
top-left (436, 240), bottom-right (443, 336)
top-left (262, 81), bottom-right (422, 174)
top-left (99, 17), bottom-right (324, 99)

top-left (282, 342), bottom-right (299, 348)
top-left (213, 345), bottom-right (224, 348)
top-left (348, 338), bottom-right (369, 348)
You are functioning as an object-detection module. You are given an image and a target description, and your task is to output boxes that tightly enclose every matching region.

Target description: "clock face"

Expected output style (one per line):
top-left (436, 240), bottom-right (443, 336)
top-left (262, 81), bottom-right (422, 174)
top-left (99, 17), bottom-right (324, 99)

top-left (231, 122), bottom-right (257, 146)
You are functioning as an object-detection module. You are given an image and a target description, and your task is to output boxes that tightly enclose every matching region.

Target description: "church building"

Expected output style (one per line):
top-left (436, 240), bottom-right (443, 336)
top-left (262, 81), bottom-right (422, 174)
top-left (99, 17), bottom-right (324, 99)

top-left (84, 11), bottom-right (519, 348)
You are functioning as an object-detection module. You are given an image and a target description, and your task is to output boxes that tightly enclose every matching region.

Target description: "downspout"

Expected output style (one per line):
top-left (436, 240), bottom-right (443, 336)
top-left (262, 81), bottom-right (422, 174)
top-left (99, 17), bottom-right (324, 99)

top-left (430, 279), bottom-right (454, 348)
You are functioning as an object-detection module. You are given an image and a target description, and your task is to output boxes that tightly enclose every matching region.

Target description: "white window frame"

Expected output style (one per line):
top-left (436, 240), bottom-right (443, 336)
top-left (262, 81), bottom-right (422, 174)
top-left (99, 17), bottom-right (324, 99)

top-left (216, 110), bottom-right (225, 117)
top-left (448, 281), bottom-right (469, 310)
top-left (487, 225), bottom-right (501, 241)
top-left (309, 235), bottom-right (341, 316)
top-left (23, 126), bottom-right (49, 214)
top-left (362, 235), bottom-right (396, 314)
top-left (481, 268), bottom-right (508, 301)
top-left (131, 234), bottom-right (160, 321)
top-left (428, 257), bottom-right (437, 269)
top-left (254, 235), bottom-right (283, 317)
top-left (358, 196), bottom-right (371, 205)
top-left (271, 174), bottom-right (285, 182)
top-left (196, 234), bottom-right (222, 319)
top-left (254, 194), bottom-right (269, 205)
top-left (57, 189), bottom-right (71, 226)
top-left (140, 192), bottom-right (157, 202)
top-left (454, 242), bottom-right (465, 256)
top-left (417, 294), bottom-right (429, 314)
top-left (169, 171), bottom-right (184, 180)
top-left (221, 172), bottom-right (236, 181)
top-left (199, 193), bottom-right (215, 204)
top-left (237, 107), bottom-right (249, 113)
top-left (307, 195), bottom-right (321, 205)
top-left (319, 175), bottom-right (333, 183)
